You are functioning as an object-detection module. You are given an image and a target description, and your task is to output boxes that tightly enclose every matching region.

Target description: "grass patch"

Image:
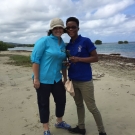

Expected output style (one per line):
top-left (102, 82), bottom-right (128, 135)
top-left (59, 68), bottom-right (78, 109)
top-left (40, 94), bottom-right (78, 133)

top-left (6, 55), bottom-right (32, 67)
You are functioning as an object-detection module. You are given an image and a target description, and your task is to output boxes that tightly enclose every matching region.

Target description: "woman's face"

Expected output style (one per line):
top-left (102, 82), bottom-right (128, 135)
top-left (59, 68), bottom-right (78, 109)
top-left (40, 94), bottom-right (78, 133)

top-left (66, 21), bottom-right (79, 38)
top-left (52, 27), bottom-right (64, 37)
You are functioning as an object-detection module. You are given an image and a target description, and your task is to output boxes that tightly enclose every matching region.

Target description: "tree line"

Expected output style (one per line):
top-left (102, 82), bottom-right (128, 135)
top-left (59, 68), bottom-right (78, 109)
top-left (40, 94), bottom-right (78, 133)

top-left (0, 41), bottom-right (14, 51)
top-left (0, 41), bottom-right (34, 51)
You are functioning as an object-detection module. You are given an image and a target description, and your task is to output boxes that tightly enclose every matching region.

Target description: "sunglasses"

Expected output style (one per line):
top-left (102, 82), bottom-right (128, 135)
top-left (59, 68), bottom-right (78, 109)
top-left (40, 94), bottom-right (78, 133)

top-left (66, 26), bottom-right (78, 30)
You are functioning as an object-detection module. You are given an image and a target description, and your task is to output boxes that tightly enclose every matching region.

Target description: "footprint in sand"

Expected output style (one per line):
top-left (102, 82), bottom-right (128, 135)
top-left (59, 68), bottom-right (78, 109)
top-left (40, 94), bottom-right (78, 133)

top-left (0, 82), bottom-right (5, 87)
top-left (130, 94), bottom-right (135, 96)
top-left (49, 115), bottom-right (55, 126)
top-left (26, 95), bottom-right (32, 99)
top-left (26, 88), bottom-right (30, 91)
top-left (121, 84), bottom-right (130, 88)
top-left (10, 80), bottom-right (16, 86)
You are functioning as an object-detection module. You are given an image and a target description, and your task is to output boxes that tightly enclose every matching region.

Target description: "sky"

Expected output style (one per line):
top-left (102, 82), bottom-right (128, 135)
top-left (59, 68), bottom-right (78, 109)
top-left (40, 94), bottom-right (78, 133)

top-left (0, 0), bottom-right (135, 44)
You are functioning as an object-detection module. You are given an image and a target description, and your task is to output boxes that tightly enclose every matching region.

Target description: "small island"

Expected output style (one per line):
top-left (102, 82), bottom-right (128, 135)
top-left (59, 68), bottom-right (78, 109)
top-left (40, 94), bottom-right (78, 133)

top-left (95, 40), bottom-right (102, 45)
top-left (118, 41), bottom-right (128, 44)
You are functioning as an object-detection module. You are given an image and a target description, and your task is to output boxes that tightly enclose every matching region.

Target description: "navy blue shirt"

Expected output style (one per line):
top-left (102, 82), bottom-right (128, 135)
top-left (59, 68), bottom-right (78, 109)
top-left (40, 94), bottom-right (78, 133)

top-left (66, 35), bottom-right (96, 81)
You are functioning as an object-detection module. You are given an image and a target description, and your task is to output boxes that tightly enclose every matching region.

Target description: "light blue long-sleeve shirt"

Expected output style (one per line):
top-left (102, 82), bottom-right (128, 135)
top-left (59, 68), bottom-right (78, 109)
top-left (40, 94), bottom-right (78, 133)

top-left (31, 34), bottom-right (66, 84)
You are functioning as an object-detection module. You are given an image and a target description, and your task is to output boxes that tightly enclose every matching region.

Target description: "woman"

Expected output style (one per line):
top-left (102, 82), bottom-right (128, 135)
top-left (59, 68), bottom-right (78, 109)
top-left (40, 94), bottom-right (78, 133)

top-left (66, 17), bottom-right (107, 135)
top-left (31, 18), bottom-right (71, 135)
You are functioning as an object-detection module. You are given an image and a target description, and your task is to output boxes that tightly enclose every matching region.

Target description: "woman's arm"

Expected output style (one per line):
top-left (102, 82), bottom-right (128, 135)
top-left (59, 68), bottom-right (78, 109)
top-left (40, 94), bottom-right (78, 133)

top-left (31, 38), bottom-right (47, 89)
top-left (62, 68), bottom-right (67, 84)
top-left (69, 50), bottom-right (98, 63)
top-left (32, 63), bottom-right (40, 89)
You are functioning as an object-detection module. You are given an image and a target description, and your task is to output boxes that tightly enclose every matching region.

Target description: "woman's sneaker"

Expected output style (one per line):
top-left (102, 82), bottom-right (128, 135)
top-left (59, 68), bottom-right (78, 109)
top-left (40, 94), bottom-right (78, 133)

top-left (99, 132), bottom-right (107, 135)
top-left (55, 121), bottom-right (71, 129)
top-left (43, 130), bottom-right (51, 135)
top-left (68, 126), bottom-right (86, 135)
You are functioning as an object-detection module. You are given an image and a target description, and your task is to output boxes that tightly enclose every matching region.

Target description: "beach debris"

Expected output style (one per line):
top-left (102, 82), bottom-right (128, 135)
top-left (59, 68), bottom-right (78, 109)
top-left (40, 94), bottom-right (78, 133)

top-left (125, 63), bottom-right (134, 67)
top-left (110, 53), bottom-right (121, 56)
top-left (119, 62), bottom-right (124, 65)
top-left (96, 73), bottom-right (105, 78)
top-left (92, 73), bottom-right (105, 80)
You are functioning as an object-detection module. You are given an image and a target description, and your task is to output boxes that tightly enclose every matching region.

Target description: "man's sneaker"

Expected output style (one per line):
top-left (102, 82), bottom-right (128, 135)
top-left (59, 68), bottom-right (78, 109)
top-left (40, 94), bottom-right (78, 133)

top-left (55, 121), bottom-right (71, 129)
top-left (68, 126), bottom-right (86, 135)
top-left (99, 132), bottom-right (107, 135)
top-left (43, 130), bottom-right (51, 135)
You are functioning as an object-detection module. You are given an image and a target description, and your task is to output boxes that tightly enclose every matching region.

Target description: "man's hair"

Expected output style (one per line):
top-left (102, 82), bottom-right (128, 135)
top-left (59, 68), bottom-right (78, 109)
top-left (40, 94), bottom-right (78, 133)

top-left (66, 17), bottom-right (79, 26)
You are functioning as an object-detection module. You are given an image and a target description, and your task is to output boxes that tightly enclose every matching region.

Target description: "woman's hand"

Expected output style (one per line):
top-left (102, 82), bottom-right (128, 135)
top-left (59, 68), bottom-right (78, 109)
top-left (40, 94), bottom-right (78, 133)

top-left (69, 56), bottom-right (79, 63)
top-left (63, 60), bottom-right (71, 68)
top-left (33, 78), bottom-right (40, 89)
top-left (63, 78), bottom-right (67, 85)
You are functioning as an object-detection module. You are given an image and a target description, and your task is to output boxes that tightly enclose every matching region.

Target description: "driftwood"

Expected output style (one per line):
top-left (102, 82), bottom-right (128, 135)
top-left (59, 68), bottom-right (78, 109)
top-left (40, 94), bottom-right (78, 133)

top-left (110, 53), bottom-right (121, 56)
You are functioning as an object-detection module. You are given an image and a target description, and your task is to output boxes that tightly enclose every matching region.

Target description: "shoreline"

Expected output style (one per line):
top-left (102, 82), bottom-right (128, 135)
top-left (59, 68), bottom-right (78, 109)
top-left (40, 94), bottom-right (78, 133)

top-left (5, 50), bottom-right (135, 60)
top-left (98, 54), bottom-right (135, 65)
top-left (2, 50), bottom-right (135, 65)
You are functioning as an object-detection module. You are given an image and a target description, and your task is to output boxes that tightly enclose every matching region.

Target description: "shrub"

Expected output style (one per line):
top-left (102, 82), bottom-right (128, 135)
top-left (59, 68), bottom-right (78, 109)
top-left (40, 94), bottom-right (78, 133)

top-left (0, 41), bottom-right (8, 51)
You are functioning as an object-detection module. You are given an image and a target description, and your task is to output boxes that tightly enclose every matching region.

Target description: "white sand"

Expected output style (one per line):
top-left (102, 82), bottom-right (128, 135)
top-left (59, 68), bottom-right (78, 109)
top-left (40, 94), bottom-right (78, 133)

top-left (0, 51), bottom-right (135, 135)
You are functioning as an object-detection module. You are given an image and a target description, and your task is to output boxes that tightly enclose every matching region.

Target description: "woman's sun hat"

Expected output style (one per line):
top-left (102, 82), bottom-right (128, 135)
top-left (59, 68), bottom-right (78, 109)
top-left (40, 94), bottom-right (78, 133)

top-left (50, 18), bottom-right (65, 30)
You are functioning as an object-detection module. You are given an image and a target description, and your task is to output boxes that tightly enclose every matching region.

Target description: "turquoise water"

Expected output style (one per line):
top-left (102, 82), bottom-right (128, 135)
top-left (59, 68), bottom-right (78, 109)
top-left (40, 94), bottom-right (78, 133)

top-left (8, 43), bottom-right (135, 58)
top-left (95, 43), bottom-right (135, 58)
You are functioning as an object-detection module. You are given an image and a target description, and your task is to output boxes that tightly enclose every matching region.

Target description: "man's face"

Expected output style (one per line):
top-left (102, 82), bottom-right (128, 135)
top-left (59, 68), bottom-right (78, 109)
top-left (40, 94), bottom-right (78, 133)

top-left (66, 21), bottom-right (79, 38)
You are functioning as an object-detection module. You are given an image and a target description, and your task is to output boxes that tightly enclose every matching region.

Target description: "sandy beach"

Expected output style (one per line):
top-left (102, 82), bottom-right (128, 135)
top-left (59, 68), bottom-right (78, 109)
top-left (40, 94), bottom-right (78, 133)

top-left (0, 51), bottom-right (135, 135)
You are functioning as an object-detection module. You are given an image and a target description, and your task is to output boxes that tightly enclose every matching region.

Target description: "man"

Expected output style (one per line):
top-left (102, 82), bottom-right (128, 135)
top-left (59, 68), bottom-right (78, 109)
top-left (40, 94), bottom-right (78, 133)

top-left (66, 17), bottom-right (107, 135)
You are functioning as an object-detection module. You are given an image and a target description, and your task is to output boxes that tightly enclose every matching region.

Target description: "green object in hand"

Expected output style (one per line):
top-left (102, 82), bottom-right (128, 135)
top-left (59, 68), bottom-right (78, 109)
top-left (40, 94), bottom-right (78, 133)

top-left (66, 50), bottom-right (72, 57)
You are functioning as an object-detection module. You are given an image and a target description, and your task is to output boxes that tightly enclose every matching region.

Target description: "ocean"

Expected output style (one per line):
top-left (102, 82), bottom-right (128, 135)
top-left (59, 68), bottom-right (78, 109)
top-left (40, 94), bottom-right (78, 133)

top-left (8, 43), bottom-right (135, 58)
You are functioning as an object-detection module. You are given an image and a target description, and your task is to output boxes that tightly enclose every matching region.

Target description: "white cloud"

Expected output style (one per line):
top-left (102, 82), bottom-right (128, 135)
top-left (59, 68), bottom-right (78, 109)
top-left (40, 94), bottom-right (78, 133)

top-left (91, 0), bottom-right (134, 19)
top-left (0, 0), bottom-right (135, 43)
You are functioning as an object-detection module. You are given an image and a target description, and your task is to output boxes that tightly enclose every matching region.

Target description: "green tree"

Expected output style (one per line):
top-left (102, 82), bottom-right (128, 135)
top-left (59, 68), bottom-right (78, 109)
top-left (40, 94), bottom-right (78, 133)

top-left (118, 41), bottom-right (123, 44)
top-left (26, 44), bottom-right (34, 47)
top-left (0, 41), bottom-right (8, 51)
top-left (95, 40), bottom-right (102, 45)
top-left (124, 40), bottom-right (128, 44)
top-left (7, 44), bottom-right (15, 48)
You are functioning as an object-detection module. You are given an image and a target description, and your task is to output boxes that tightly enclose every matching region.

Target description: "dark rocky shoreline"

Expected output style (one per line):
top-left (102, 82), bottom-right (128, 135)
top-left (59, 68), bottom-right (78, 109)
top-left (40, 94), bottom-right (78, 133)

top-left (98, 54), bottom-right (135, 64)
top-left (92, 54), bottom-right (135, 81)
